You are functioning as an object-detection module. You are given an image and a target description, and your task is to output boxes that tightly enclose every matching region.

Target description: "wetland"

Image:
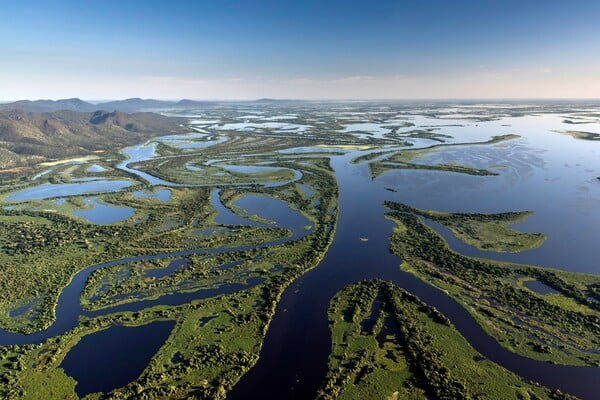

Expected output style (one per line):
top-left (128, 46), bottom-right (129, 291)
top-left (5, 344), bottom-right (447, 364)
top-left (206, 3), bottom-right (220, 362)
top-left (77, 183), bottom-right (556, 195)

top-left (0, 101), bottom-right (599, 399)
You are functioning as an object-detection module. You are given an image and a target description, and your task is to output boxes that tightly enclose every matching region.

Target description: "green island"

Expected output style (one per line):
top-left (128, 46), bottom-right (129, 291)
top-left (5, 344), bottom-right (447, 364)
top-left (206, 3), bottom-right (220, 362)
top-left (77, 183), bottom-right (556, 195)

top-left (368, 134), bottom-right (520, 178)
top-left (386, 201), bottom-right (600, 367)
top-left (318, 280), bottom-right (572, 400)
top-left (394, 203), bottom-right (546, 252)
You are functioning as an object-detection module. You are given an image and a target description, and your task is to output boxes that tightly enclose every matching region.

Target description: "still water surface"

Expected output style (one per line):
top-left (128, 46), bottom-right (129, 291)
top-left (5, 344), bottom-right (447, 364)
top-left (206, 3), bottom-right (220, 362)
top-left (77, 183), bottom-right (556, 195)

top-left (1, 113), bottom-right (599, 398)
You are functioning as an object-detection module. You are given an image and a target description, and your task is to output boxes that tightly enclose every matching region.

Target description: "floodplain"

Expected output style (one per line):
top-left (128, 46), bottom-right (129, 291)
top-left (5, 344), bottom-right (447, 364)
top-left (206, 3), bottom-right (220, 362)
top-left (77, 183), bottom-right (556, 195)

top-left (0, 101), bottom-right (599, 399)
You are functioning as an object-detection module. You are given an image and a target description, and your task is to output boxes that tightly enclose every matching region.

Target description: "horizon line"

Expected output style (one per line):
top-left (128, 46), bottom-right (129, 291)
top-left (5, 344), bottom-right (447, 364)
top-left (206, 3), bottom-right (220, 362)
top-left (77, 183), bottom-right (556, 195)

top-left (2, 97), bottom-right (600, 103)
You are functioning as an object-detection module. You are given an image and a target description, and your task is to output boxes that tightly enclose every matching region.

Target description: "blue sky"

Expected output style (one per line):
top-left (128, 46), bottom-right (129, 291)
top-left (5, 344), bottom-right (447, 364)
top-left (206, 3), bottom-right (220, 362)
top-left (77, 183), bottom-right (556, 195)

top-left (2, 0), bottom-right (600, 99)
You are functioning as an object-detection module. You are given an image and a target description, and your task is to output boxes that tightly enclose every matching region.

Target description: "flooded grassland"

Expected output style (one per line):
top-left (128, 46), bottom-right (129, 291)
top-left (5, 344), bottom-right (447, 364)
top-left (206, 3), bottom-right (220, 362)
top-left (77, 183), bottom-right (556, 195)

top-left (0, 101), bottom-right (599, 399)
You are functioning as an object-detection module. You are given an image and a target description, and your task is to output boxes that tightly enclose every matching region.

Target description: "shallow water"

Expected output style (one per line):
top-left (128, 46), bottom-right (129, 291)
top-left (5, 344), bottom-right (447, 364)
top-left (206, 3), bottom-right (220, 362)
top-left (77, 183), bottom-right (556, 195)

top-left (86, 164), bottom-right (107, 173)
top-left (72, 198), bottom-right (135, 224)
top-left (219, 164), bottom-right (288, 175)
top-left (523, 280), bottom-right (560, 295)
top-left (340, 122), bottom-right (392, 139)
top-left (6, 180), bottom-right (133, 202)
top-left (117, 142), bottom-right (174, 186)
top-left (217, 121), bottom-right (310, 133)
top-left (133, 189), bottom-right (171, 202)
top-left (377, 118), bottom-right (600, 273)
top-left (31, 168), bottom-right (54, 180)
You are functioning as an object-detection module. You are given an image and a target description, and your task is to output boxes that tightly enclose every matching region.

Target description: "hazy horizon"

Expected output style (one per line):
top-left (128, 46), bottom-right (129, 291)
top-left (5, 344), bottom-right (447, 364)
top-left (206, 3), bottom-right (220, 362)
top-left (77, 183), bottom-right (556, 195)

top-left (2, 1), bottom-right (600, 100)
top-left (3, 97), bottom-right (600, 104)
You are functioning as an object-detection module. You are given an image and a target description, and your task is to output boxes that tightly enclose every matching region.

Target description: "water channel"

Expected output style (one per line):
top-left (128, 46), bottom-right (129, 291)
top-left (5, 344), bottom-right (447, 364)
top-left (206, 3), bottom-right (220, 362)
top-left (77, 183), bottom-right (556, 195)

top-left (229, 145), bottom-right (600, 400)
top-left (1, 114), bottom-right (598, 398)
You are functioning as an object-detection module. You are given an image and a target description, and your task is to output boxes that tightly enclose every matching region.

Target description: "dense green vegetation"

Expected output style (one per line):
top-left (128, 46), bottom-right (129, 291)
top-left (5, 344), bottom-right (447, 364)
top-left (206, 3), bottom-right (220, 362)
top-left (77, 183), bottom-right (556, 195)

top-left (3, 216), bottom-right (337, 399)
top-left (386, 201), bottom-right (600, 367)
top-left (0, 118), bottom-right (341, 398)
top-left (319, 280), bottom-right (567, 400)
top-left (0, 113), bottom-right (342, 334)
top-left (0, 186), bottom-right (216, 333)
top-left (393, 203), bottom-right (546, 252)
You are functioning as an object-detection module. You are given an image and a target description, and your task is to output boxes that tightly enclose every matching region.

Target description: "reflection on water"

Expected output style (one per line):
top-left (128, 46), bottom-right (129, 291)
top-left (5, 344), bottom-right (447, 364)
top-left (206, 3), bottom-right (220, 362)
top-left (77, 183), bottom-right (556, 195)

top-left (117, 142), bottom-right (173, 186)
top-left (156, 131), bottom-right (226, 149)
top-left (86, 164), bottom-right (107, 173)
top-left (232, 134), bottom-right (600, 400)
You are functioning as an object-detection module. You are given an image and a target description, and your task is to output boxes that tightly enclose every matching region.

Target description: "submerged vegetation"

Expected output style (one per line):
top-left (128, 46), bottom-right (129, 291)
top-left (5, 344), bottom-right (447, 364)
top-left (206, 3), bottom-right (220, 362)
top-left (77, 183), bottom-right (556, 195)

top-left (557, 130), bottom-right (600, 141)
top-left (368, 134), bottom-right (519, 178)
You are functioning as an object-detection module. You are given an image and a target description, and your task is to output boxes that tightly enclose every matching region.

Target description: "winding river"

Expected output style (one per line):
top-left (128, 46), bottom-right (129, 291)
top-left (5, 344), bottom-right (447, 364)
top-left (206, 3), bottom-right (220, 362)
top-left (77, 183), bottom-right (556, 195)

top-left (0, 189), bottom-right (312, 347)
top-left (229, 149), bottom-right (600, 400)
top-left (1, 115), bottom-right (599, 399)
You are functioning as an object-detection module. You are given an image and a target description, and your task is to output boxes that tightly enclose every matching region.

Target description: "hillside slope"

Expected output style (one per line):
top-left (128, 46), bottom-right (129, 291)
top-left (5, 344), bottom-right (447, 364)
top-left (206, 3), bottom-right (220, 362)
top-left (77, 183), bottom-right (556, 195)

top-left (0, 110), bottom-right (186, 170)
top-left (0, 98), bottom-right (216, 113)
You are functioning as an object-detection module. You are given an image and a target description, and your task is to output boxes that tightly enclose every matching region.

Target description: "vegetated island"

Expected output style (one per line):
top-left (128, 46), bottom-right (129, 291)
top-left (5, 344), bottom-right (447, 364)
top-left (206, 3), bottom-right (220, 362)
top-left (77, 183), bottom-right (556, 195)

top-left (368, 134), bottom-right (520, 179)
top-left (392, 203), bottom-right (546, 253)
top-left (318, 280), bottom-right (573, 400)
top-left (386, 201), bottom-right (600, 367)
top-left (0, 129), bottom-right (340, 399)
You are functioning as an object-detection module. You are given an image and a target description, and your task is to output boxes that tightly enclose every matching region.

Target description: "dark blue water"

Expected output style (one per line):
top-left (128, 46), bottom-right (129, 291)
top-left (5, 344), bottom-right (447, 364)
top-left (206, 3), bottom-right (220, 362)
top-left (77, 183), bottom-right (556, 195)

top-left (85, 278), bottom-right (264, 317)
top-left (212, 190), bottom-right (267, 227)
top-left (212, 190), bottom-right (311, 241)
top-left (60, 321), bottom-right (175, 397)
top-left (0, 190), bottom-right (312, 346)
top-left (230, 149), bottom-right (600, 400)
top-left (0, 188), bottom-right (311, 397)
top-left (232, 194), bottom-right (310, 231)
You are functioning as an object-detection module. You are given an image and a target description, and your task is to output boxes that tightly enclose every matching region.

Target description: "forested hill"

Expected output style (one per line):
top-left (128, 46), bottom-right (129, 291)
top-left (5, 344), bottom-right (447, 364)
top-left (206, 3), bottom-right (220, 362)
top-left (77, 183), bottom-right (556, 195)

top-left (0, 109), bottom-right (186, 171)
top-left (0, 98), bottom-right (215, 113)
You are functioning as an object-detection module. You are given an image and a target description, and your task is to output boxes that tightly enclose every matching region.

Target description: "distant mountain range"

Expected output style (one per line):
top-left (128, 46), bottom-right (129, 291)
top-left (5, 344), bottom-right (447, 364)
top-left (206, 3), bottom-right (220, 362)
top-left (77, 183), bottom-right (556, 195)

top-left (0, 109), bottom-right (186, 172)
top-left (0, 98), bottom-right (216, 113)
